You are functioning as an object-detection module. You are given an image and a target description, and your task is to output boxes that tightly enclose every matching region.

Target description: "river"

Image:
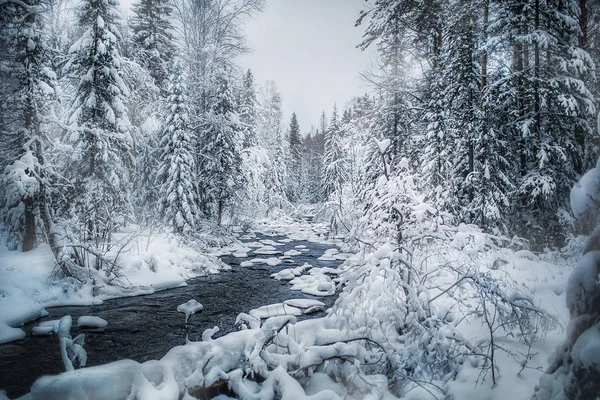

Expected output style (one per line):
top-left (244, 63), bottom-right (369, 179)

top-left (0, 232), bottom-right (342, 398)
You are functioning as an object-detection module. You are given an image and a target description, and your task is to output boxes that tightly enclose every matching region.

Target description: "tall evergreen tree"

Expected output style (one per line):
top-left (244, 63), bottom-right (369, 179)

top-left (199, 74), bottom-right (244, 225)
top-left (156, 63), bottom-right (199, 233)
top-left (239, 69), bottom-right (258, 148)
top-left (65, 0), bottom-right (132, 244)
top-left (489, 0), bottom-right (596, 246)
top-left (322, 104), bottom-right (348, 200)
top-left (130, 0), bottom-right (175, 89)
top-left (286, 112), bottom-right (302, 202)
top-left (0, 0), bottom-right (58, 251)
top-left (256, 80), bottom-right (287, 213)
top-left (288, 112), bottom-right (301, 158)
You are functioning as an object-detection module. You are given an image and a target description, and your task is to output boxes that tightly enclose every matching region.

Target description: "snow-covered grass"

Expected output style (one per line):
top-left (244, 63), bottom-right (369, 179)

top-left (0, 228), bottom-right (228, 345)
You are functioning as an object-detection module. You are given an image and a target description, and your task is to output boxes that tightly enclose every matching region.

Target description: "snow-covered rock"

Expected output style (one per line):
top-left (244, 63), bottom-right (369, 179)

top-left (77, 316), bottom-right (108, 329)
top-left (249, 303), bottom-right (302, 319)
top-left (177, 299), bottom-right (204, 323)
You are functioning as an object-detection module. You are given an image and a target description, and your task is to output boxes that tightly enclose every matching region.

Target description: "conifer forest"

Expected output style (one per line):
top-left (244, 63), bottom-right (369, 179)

top-left (1, 0), bottom-right (600, 399)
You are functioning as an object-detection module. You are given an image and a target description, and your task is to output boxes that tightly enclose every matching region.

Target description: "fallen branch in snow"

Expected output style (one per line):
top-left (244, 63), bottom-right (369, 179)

top-left (65, 243), bottom-right (120, 272)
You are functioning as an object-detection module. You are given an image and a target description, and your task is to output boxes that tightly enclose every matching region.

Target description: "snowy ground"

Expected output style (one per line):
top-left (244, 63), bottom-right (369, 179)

top-left (1, 217), bottom-right (581, 399)
top-left (0, 228), bottom-right (228, 345)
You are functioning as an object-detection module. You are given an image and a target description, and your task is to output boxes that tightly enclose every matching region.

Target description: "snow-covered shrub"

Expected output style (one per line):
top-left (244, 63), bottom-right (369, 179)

top-left (363, 158), bottom-right (441, 246)
top-left (330, 243), bottom-right (465, 396)
top-left (439, 262), bottom-right (556, 385)
top-left (533, 157), bottom-right (600, 399)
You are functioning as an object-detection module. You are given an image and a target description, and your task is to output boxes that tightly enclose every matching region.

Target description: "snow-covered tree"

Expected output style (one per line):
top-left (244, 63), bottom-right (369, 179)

top-left (239, 69), bottom-right (257, 148)
top-left (488, 0), bottom-right (596, 247)
top-left (156, 63), bottom-right (199, 234)
top-left (198, 74), bottom-right (244, 225)
top-left (533, 157), bottom-right (600, 399)
top-left (64, 0), bottom-right (132, 244)
top-left (286, 112), bottom-right (302, 202)
top-left (255, 80), bottom-right (287, 213)
top-left (322, 105), bottom-right (348, 200)
top-left (288, 112), bottom-right (301, 159)
top-left (0, 0), bottom-right (59, 251)
top-left (130, 0), bottom-right (175, 90)
top-left (419, 68), bottom-right (453, 215)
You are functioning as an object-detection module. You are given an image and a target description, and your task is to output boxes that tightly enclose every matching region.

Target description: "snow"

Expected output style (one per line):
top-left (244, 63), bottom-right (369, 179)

top-left (375, 138), bottom-right (391, 154)
top-left (250, 257), bottom-right (282, 266)
top-left (249, 303), bottom-right (301, 319)
top-left (3, 218), bottom-right (578, 400)
top-left (572, 322), bottom-right (600, 368)
top-left (283, 299), bottom-right (324, 308)
top-left (0, 227), bottom-right (227, 344)
top-left (0, 324), bottom-right (26, 343)
top-left (254, 246), bottom-right (281, 255)
top-left (32, 322), bottom-right (57, 336)
top-left (271, 269), bottom-right (295, 280)
top-left (566, 249), bottom-right (600, 316)
top-left (260, 239), bottom-right (285, 247)
top-left (570, 158), bottom-right (600, 218)
top-left (289, 271), bottom-right (336, 296)
top-left (177, 299), bottom-right (204, 323)
top-left (77, 316), bottom-right (108, 328)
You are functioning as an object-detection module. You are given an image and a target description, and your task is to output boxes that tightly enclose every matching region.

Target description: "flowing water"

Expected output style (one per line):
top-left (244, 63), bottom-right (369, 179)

top-left (0, 233), bottom-right (341, 398)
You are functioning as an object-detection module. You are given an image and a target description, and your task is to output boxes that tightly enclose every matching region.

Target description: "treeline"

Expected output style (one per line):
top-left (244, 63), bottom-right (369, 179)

top-left (317, 0), bottom-right (600, 249)
top-left (0, 0), bottom-right (312, 275)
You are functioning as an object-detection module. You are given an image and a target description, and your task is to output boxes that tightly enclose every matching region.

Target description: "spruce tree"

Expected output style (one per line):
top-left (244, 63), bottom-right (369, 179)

top-left (199, 74), bottom-right (243, 225)
top-left (65, 0), bottom-right (132, 244)
top-left (156, 63), bottom-right (199, 234)
top-left (130, 0), bottom-right (175, 89)
top-left (0, 0), bottom-right (58, 251)
top-left (239, 69), bottom-right (258, 148)
top-left (322, 104), bottom-right (348, 200)
top-left (288, 112), bottom-right (301, 159)
top-left (286, 112), bottom-right (302, 201)
top-left (256, 81), bottom-right (287, 213)
top-left (490, 0), bottom-right (596, 246)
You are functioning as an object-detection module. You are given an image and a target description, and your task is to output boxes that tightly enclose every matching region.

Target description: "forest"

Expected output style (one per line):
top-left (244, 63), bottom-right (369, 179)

top-left (1, 0), bottom-right (600, 399)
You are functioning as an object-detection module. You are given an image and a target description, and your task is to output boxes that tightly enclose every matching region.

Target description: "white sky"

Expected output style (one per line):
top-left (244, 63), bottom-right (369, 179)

top-left (238, 0), bottom-right (375, 132)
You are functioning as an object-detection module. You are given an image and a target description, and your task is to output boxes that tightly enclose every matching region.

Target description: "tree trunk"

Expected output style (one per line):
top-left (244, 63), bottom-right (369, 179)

top-left (217, 199), bottom-right (223, 226)
top-left (574, 0), bottom-right (588, 174)
top-left (22, 198), bottom-right (36, 252)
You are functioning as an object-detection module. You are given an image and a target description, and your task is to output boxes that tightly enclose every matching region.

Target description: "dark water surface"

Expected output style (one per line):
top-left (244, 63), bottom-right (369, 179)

top-left (0, 233), bottom-right (341, 398)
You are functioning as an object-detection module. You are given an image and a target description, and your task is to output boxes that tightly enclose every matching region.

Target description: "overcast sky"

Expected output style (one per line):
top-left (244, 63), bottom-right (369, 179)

top-left (238, 0), bottom-right (375, 132)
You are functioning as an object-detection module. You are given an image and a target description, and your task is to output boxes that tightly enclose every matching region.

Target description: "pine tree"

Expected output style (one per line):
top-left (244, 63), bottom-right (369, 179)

top-left (156, 63), bottom-right (199, 234)
top-left (322, 104), bottom-right (348, 200)
top-left (419, 66), bottom-right (452, 215)
top-left (288, 112), bottom-right (301, 159)
top-left (65, 0), bottom-right (132, 245)
top-left (286, 112), bottom-right (302, 201)
top-left (199, 74), bottom-right (244, 225)
top-left (0, 0), bottom-right (59, 251)
top-left (490, 0), bottom-right (596, 247)
top-left (440, 0), bottom-right (482, 221)
top-left (239, 69), bottom-right (258, 148)
top-left (256, 80), bottom-right (287, 213)
top-left (130, 0), bottom-right (175, 89)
